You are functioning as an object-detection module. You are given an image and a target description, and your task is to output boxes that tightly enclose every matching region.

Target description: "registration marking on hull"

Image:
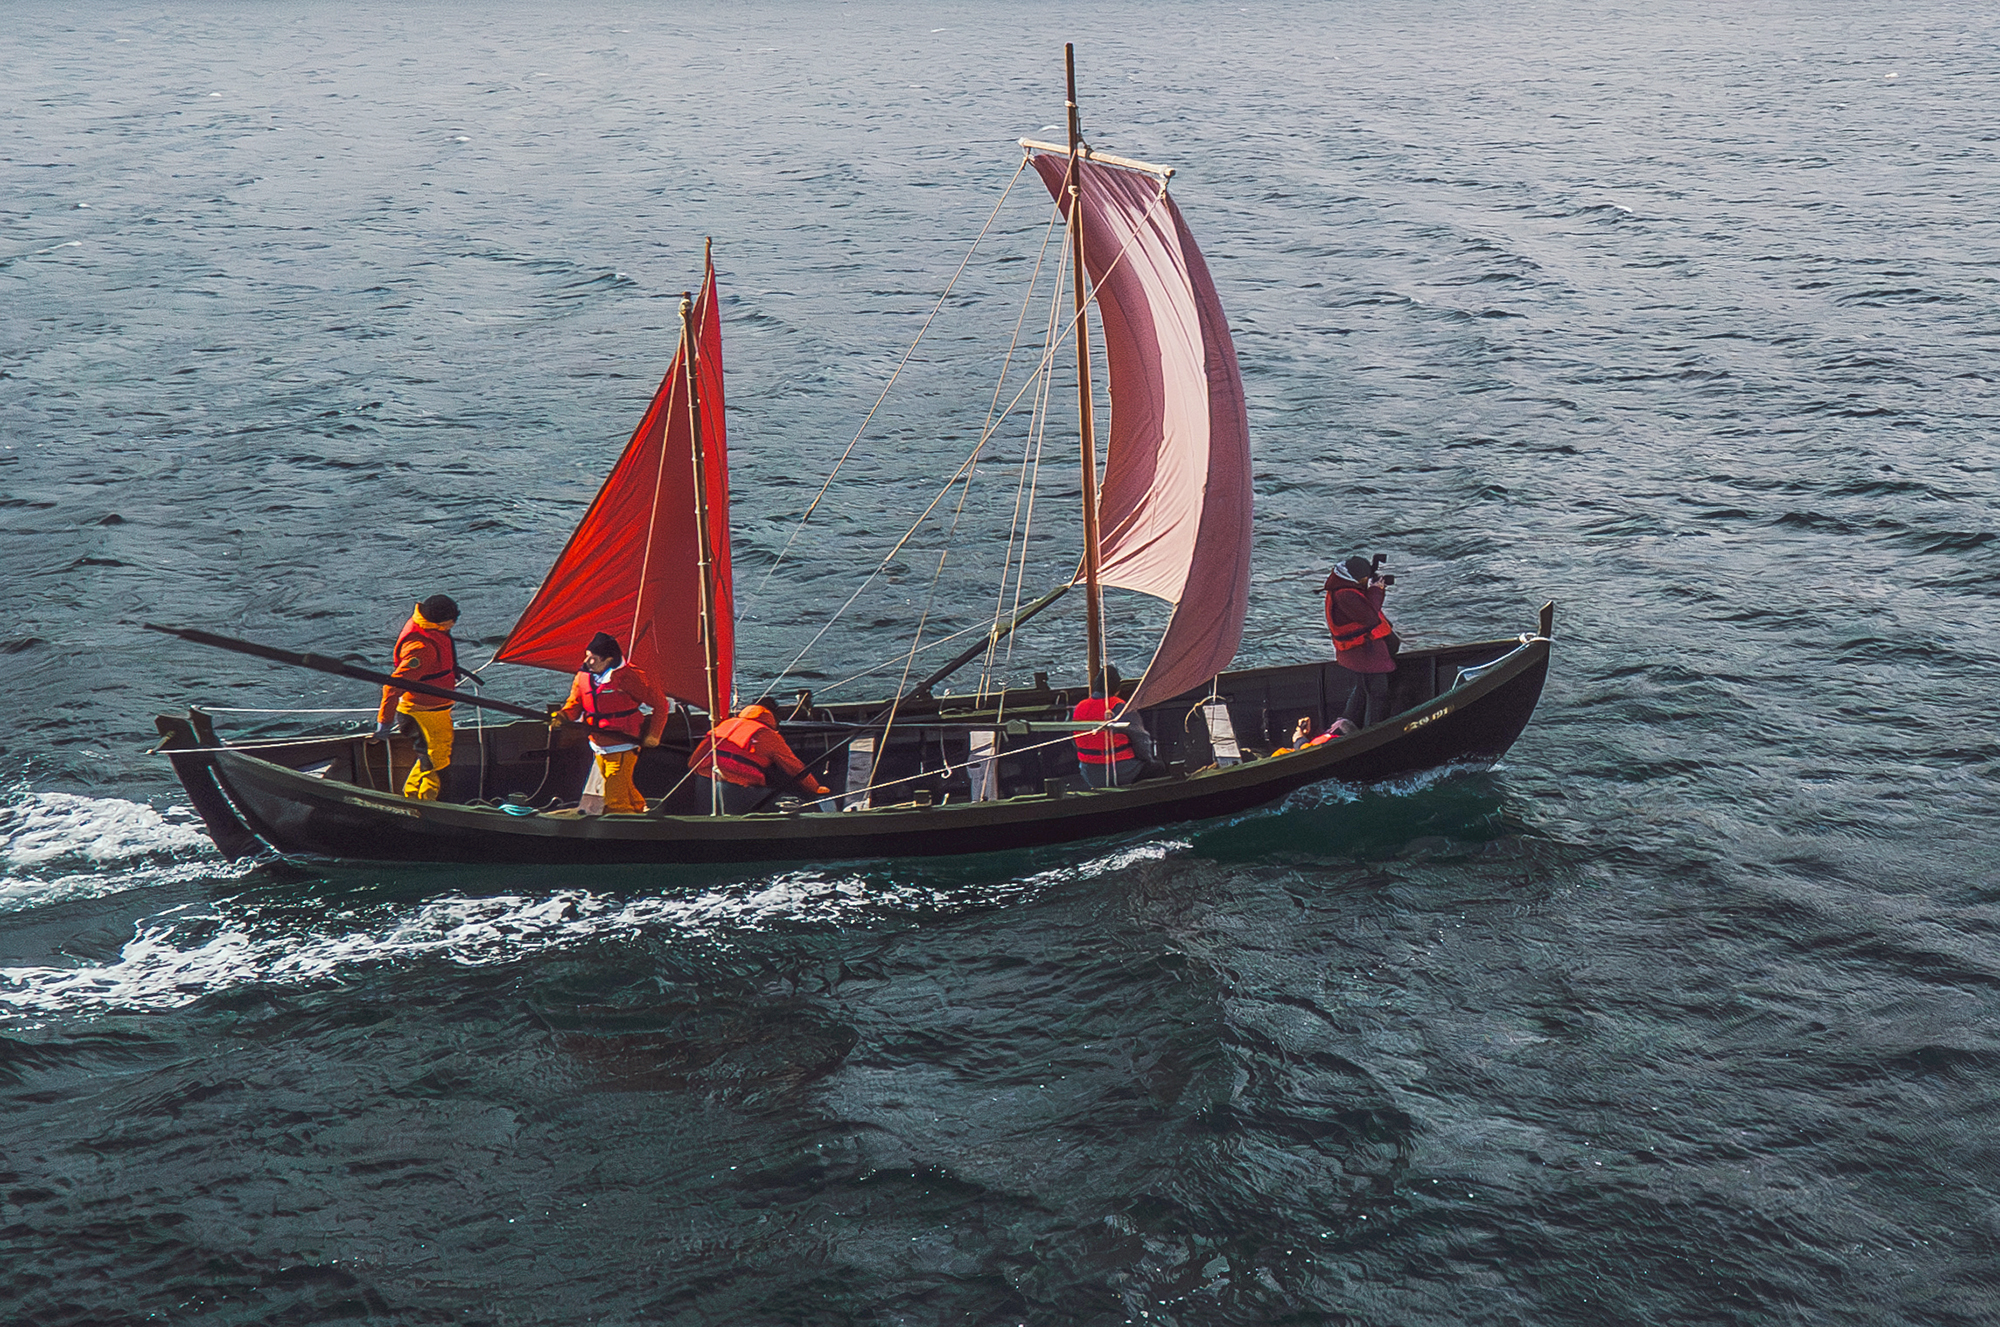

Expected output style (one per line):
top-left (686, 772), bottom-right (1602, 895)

top-left (341, 794), bottom-right (420, 817)
top-left (1402, 705), bottom-right (1453, 734)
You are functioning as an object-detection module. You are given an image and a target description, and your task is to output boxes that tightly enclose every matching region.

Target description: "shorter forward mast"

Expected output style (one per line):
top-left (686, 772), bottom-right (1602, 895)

top-left (682, 240), bottom-right (725, 727)
top-left (496, 249), bottom-right (733, 714)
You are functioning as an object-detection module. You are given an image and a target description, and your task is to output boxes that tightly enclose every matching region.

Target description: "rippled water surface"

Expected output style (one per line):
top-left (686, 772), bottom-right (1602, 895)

top-left (4, 2), bottom-right (1999, 1323)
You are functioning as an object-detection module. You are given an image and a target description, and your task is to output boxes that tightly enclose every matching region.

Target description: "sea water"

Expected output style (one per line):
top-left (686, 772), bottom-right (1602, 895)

top-left (3, 2), bottom-right (1997, 1322)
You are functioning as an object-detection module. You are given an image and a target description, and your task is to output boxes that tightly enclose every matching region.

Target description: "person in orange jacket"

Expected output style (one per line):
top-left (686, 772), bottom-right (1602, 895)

top-left (688, 702), bottom-right (831, 815)
top-left (372, 593), bottom-right (471, 801)
top-left (552, 632), bottom-right (669, 814)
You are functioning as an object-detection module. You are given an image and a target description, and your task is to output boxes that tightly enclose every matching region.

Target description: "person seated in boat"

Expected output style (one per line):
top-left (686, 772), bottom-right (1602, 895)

top-left (688, 702), bottom-right (832, 815)
top-left (1071, 669), bottom-right (1157, 789)
top-left (550, 631), bottom-right (668, 814)
top-left (1324, 555), bottom-right (1397, 733)
top-left (370, 593), bottom-right (473, 801)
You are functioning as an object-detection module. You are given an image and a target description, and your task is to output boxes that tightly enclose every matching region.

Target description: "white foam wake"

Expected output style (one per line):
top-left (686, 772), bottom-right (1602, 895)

top-left (1272, 759), bottom-right (1494, 813)
top-left (0, 792), bottom-right (235, 916)
top-left (0, 839), bottom-right (1185, 1019)
top-left (2, 791), bottom-right (212, 867)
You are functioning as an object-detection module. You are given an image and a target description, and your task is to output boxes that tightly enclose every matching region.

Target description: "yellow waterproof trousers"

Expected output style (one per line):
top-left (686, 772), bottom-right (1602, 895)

top-left (595, 750), bottom-right (646, 814)
top-left (398, 703), bottom-right (454, 801)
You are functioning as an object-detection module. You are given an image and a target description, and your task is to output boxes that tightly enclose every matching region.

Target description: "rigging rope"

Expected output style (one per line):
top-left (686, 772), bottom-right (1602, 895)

top-left (746, 156), bottom-right (1032, 610)
top-left (199, 707), bottom-right (378, 714)
top-left (808, 619), bottom-right (995, 698)
top-left (754, 172), bottom-right (1173, 706)
top-left (983, 222), bottom-right (1072, 701)
top-left (872, 194), bottom-right (1068, 759)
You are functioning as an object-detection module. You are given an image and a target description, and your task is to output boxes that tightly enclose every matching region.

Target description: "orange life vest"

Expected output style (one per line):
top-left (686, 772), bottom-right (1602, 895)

top-left (1324, 588), bottom-right (1395, 652)
top-left (1071, 695), bottom-right (1135, 765)
top-left (575, 664), bottom-right (649, 744)
top-left (694, 714), bottom-right (775, 787)
top-left (392, 617), bottom-right (459, 711)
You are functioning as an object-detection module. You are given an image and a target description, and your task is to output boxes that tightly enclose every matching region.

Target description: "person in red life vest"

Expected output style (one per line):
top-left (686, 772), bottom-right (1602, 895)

top-left (1323, 554), bottom-right (1398, 733)
top-left (371, 593), bottom-right (472, 801)
top-left (551, 631), bottom-right (668, 814)
top-left (1071, 668), bottom-right (1157, 789)
top-left (688, 702), bottom-right (831, 815)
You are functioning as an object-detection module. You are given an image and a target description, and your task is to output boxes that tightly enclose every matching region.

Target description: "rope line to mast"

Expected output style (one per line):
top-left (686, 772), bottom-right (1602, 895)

top-left (754, 171), bottom-right (1172, 702)
top-left (831, 725), bottom-right (1132, 807)
top-left (630, 342), bottom-right (677, 656)
top-left (805, 619), bottom-right (999, 697)
top-left (870, 428), bottom-right (985, 769)
top-left (984, 213), bottom-right (1072, 699)
top-left (872, 192), bottom-right (1068, 758)
top-left (197, 707), bottom-right (379, 714)
top-left (745, 156), bottom-right (1032, 610)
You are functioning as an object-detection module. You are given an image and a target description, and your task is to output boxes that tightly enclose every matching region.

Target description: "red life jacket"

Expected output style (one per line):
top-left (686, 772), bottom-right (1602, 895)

top-left (1071, 695), bottom-right (1135, 765)
top-left (575, 664), bottom-right (649, 744)
top-left (1324, 587), bottom-right (1395, 653)
top-left (392, 617), bottom-right (459, 710)
top-left (693, 714), bottom-right (774, 787)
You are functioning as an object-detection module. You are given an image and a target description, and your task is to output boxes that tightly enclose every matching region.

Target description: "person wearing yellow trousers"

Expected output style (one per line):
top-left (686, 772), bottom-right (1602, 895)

top-left (552, 632), bottom-right (668, 814)
top-left (372, 593), bottom-right (469, 801)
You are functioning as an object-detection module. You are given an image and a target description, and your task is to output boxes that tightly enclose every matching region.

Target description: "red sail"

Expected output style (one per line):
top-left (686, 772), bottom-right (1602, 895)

top-left (496, 259), bottom-right (733, 713)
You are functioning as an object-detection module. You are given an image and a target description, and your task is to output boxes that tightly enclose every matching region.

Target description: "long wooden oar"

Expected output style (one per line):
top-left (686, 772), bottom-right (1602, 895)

top-left (142, 623), bottom-right (628, 739)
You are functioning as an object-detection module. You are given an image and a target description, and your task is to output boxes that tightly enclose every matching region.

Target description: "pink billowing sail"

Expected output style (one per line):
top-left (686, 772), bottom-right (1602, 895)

top-left (1029, 150), bottom-right (1252, 709)
top-left (497, 257), bottom-right (733, 712)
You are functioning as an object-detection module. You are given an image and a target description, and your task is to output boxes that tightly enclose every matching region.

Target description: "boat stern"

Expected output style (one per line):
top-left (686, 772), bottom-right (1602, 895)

top-left (154, 709), bottom-right (267, 861)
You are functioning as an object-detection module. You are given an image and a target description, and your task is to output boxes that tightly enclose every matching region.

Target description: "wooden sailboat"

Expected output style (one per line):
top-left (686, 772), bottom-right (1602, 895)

top-left (153, 54), bottom-right (1553, 866)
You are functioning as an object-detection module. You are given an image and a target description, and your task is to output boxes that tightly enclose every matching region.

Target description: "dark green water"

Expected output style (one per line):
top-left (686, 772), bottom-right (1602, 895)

top-left (4, 2), bottom-right (1998, 1322)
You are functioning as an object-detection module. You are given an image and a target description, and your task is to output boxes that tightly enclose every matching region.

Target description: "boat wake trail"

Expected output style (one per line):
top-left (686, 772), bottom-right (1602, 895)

top-left (1263, 758), bottom-right (1493, 814)
top-left (0, 839), bottom-right (1183, 1019)
top-left (0, 791), bottom-right (243, 915)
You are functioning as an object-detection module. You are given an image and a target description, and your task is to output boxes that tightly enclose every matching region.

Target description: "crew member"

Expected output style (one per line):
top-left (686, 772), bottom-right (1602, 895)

top-left (1324, 555), bottom-right (1397, 732)
top-left (552, 631), bottom-right (668, 814)
top-left (688, 702), bottom-right (831, 814)
top-left (372, 593), bottom-right (470, 801)
top-left (1071, 671), bottom-right (1157, 789)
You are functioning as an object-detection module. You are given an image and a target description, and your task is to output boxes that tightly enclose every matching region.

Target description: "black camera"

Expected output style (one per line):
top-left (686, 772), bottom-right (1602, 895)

top-left (1370, 553), bottom-right (1396, 586)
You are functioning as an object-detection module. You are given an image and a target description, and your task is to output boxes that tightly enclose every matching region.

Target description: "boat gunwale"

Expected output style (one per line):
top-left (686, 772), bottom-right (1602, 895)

top-left (185, 630), bottom-right (1550, 852)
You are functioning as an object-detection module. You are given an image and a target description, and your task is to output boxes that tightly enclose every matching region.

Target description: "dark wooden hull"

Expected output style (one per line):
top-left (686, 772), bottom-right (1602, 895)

top-left (156, 607), bottom-right (1553, 867)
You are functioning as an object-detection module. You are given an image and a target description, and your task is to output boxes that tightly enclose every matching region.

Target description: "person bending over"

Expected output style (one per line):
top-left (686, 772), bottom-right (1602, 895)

top-left (688, 703), bottom-right (830, 814)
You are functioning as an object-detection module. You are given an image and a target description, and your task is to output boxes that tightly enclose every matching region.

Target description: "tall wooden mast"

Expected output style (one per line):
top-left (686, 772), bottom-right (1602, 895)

top-left (1065, 43), bottom-right (1108, 695)
top-left (683, 247), bottom-right (723, 728)
top-left (682, 255), bottom-right (724, 815)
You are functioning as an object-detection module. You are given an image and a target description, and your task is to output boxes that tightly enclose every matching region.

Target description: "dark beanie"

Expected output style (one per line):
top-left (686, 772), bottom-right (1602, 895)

top-left (420, 593), bottom-right (460, 622)
top-left (586, 631), bottom-right (622, 661)
top-left (1343, 555), bottom-right (1374, 584)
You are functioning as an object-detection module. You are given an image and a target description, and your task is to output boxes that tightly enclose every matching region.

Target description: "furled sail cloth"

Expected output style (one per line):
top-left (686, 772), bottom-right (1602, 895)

top-left (496, 258), bottom-right (733, 712)
top-left (1027, 149), bottom-right (1252, 709)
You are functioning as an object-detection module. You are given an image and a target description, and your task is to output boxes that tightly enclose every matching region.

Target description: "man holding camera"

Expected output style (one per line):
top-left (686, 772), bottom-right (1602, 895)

top-left (1323, 554), bottom-right (1398, 732)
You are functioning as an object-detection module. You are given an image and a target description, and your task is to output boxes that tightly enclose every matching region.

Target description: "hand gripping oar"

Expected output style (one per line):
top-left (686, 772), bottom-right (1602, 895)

top-left (142, 623), bottom-right (633, 742)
